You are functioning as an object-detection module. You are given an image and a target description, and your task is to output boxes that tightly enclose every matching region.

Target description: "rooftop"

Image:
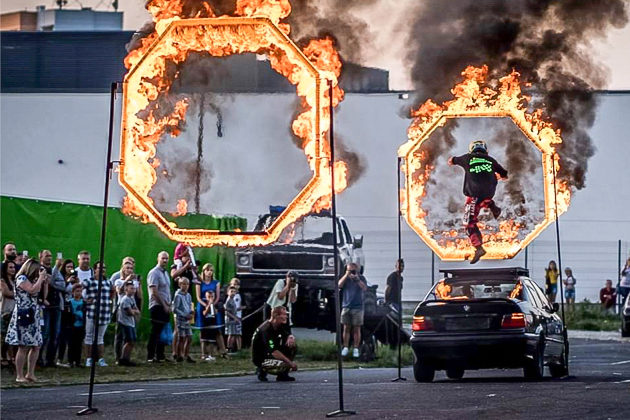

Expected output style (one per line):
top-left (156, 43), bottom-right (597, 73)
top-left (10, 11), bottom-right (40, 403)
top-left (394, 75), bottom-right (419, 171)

top-left (0, 31), bottom-right (389, 94)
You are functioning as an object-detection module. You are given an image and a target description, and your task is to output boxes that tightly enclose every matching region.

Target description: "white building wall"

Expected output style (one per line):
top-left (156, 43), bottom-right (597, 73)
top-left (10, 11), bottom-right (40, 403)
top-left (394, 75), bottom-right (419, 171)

top-left (1, 92), bottom-right (629, 301)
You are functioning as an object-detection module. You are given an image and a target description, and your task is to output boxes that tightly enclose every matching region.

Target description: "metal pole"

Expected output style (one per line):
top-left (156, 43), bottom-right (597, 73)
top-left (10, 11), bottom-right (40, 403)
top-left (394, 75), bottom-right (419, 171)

top-left (617, 240), bottom-right (622, 314)
top-left (431, 252), bottom-right (435, 286)
top-left (524, 246), bottom-right (529, 270)
top-left (78, 82), bottom-right (118, 416)
top-left (551, 159), bottom-right (569, 375)
top-left (392, 157), bottom-right (406, 382)
top-left (326, 81), bottom-right (355, 418)
top-left (397, 157), bottom-right (402, 262)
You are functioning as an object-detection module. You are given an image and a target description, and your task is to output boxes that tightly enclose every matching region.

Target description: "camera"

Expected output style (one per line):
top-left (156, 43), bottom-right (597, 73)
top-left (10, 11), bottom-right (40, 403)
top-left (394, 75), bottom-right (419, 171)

top-left (350, 269), bottom-right (357, 275)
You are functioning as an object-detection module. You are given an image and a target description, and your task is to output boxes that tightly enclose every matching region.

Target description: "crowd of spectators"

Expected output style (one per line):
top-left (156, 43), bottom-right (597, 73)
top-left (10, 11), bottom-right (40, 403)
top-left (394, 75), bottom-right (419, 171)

top-left (3, 240), bottom-right (628, 384)
top-left (0, 242), bottom-right (244, 383)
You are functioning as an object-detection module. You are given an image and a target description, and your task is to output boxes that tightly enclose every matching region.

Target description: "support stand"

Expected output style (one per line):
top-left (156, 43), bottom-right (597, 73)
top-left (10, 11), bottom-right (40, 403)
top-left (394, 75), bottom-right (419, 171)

top-left (551, 159), bottom-right (569, 376)
top-left (431, 252), bottom-right (435, 286)
top-left (616, 240), bottom-right (622, 314)
top-left (326, 81), bottom-right (356, 418)
top-left (524, 246), bottom-right (529, 270)
top-left (77, 82), bottom-right (119, 416)
top-left (392, 157), bottom-right (406, 382)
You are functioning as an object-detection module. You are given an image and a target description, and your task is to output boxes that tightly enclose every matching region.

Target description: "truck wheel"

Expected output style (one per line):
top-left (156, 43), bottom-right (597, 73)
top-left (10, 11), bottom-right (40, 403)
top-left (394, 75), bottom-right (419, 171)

top-left (524, 340), bottom-right (545, 380)
top-left (446, 368), bottom-right (465, 380)
top-left (413, 356), bottom-right (435, 382)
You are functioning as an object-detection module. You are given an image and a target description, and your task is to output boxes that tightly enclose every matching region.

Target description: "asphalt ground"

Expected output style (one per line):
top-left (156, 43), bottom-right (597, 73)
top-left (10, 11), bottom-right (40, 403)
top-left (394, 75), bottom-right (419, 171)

top-left (2, 338), bottom-right (629, 420)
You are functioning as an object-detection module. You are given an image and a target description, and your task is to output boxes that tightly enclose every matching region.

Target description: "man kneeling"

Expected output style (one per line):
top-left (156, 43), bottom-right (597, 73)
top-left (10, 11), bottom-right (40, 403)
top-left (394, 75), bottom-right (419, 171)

top-left (252, 306), bottom-right (297, 382)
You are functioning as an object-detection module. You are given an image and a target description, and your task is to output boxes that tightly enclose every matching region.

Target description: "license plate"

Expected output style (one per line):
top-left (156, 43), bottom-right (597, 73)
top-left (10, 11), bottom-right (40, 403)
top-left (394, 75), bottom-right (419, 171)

top-left (445, 317), bottom-right (490, 331)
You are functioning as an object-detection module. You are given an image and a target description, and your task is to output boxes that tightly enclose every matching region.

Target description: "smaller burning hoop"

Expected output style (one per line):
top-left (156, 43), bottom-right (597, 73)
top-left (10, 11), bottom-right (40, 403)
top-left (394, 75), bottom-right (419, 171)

top-left (398, 66), bottom-right (571, 261)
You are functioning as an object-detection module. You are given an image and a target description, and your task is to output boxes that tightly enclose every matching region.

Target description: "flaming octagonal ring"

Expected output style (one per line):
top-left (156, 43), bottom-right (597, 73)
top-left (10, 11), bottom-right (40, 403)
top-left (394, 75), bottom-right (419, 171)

top-left (119, 17), bottom-right (333, 247)
top-left (398, 103), bottom-right (569, 261)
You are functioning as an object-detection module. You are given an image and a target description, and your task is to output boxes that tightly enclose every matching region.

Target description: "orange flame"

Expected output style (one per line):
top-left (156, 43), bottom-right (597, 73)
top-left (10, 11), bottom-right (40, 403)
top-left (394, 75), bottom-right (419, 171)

top-left (119, 1), bottom-right (347, 247)
top-left (171, 199), bottom-right (188, 217)
top-left (399, 65), bottom-right (571, 261)
top-left (509, 282), bottom-right (523, 300)
top-left (434, 281), bottom-right (468, 300)
top-left (435, 281), bottom-right (452, 299)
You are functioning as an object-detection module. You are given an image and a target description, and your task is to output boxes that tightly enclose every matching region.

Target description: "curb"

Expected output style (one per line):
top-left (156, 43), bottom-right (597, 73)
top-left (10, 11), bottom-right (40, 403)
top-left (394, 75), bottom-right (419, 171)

top-left (568, 329), bottom-right (630, 343)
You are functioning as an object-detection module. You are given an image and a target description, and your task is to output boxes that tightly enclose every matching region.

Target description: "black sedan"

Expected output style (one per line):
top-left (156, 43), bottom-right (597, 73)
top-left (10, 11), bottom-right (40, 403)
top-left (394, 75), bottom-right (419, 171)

top-left (410, 267), bottom-right (568, 382)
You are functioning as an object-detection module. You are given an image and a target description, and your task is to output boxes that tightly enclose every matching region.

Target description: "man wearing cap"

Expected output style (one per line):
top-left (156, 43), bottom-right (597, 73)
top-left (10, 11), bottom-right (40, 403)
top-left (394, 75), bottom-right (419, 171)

top-left (448, 140), bottom-right (508, 264)
top-left (266, 271), bottom-right (299, 330)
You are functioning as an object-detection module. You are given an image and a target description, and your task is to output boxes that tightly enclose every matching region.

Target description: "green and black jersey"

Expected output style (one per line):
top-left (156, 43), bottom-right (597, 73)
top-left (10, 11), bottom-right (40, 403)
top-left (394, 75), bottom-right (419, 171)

top-left (452, 152), bottom-right (508, 199)
top-left (251, 320), bottom-right (289, 366)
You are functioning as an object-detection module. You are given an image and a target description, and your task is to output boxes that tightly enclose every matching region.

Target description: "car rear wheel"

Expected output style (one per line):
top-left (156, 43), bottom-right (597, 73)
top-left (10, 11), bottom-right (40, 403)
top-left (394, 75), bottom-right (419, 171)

top-left (446, 368), bottom-right (465, 380)
top-left (413, 357), bottom-right (435, 382)
top-left (524, 340), bottom-right (545, 380)
top-left (622, 321), bottom-right (630, 337)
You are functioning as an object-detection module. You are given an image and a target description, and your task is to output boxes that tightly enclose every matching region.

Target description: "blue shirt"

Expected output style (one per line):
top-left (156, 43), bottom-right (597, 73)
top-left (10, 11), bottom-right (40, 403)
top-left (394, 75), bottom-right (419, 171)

top-left (70, 298), bottom-right (85, 328)
top-left (342, 275), bottom-right (367, 309)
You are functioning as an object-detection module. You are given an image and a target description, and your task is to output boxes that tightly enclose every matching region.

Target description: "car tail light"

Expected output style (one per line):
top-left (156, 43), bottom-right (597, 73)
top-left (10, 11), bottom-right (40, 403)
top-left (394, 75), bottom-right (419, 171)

top-left (412, 316), bottom-right (433, 332)
top-left (501, 313), bottom-right (526, 329)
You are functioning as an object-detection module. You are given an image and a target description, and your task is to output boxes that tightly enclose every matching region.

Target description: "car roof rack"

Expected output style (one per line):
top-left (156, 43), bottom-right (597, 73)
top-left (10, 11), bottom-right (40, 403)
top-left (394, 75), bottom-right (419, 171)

top-left (439, 267), bottom-right (529, 280)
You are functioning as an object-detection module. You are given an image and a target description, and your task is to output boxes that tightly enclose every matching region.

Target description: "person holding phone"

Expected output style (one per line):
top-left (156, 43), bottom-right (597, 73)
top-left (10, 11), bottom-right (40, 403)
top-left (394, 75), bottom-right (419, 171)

top-left (266, 271), bottom-right (299, 330)
top-left (5, 259), bottom-right (49, 382)
top-left (339, 262), bottom-right (368, 358)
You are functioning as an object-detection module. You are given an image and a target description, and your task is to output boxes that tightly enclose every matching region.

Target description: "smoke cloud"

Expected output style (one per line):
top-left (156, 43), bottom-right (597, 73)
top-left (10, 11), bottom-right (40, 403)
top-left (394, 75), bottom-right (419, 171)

top-left (286, 0), bottom-right (377, 64)
top-left (403, 0), bottom-right (628, 190)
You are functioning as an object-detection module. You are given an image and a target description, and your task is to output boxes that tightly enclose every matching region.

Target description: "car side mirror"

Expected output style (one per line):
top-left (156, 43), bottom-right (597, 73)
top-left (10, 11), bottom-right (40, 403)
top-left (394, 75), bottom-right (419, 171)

top-left (552, 302), bottom-right (560, 313)
top-left (353, 235), bottom-right (363, 249)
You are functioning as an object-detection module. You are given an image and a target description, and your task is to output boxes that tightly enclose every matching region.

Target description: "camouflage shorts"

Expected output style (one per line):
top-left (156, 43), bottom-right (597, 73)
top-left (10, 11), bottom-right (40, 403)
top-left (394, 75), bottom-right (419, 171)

top-left (261, 359), bottom-right (291, 375)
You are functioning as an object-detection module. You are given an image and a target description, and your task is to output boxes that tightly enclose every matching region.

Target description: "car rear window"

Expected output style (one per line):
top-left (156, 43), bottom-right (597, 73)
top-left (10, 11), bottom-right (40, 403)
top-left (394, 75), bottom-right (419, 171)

top-left (427, 278), bottom-right (523, 301)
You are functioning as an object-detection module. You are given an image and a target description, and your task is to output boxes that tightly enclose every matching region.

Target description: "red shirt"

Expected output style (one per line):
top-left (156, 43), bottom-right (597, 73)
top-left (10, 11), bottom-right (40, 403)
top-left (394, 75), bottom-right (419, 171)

top-left (600, 287), bottom-right (616, 308)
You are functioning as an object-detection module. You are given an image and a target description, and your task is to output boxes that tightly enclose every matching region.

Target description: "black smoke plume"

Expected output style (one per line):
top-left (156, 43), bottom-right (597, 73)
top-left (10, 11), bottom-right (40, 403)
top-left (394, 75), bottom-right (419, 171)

top-left (286, 0), bottom-right (377, 64)
top-left (404, 0), bottom-right (628, 190)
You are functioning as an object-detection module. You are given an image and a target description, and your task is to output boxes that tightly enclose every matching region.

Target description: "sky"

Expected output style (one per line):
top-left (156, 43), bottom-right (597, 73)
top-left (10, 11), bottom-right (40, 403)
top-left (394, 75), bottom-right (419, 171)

top-left (3, 0), bottom-right (630, 90)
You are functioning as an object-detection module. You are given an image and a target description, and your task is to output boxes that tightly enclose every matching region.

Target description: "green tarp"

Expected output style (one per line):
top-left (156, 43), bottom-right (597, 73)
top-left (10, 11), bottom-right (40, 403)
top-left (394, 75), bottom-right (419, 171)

top-left (0, 195), bottom-right (247, 338)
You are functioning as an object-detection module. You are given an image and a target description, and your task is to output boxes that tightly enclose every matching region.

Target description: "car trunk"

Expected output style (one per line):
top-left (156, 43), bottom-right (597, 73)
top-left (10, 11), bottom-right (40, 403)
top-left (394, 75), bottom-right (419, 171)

top-left (416, 299), bottom-right (521, 332)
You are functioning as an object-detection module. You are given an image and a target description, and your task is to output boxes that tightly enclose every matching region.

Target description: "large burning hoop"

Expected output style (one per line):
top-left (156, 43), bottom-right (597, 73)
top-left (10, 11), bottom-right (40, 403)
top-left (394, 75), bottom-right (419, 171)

top-left (119, 17), bottom-right (344, 247)
top-left (398, 66), bottom-right (571, 261)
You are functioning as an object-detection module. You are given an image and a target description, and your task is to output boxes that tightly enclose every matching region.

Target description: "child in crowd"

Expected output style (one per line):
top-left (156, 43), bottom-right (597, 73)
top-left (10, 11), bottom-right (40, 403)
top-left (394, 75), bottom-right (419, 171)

top-left (173, 277), bottom-right (195, 363)
top-left (117, 280), bottom-right (140, 366)
top-left (229, 278), bottom-right (244, 316)
top-left (225, 286), bottom-right (242, 353)
top-left (68, 283), bottom-right (85, 367)
top-left (563, 267), bottom-right (576, 310)
top-left (229, 278), bottom-right (243, 351)
top-left (201, 290), bottom-right (216, 361)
